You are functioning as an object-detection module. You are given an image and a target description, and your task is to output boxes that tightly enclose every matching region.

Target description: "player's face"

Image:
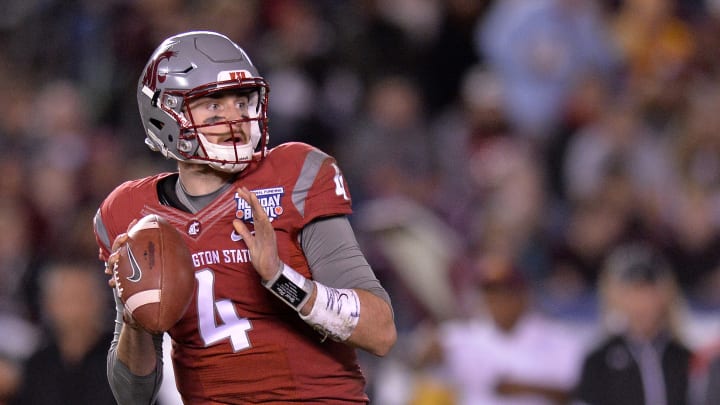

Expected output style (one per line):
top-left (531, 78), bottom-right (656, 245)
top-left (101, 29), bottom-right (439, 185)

top-left (481, 284), bottom-right (528, 331)
top-left (614, 281), bottom-right (673, 338)
top-left (186, 90), bottom-right (254, 145)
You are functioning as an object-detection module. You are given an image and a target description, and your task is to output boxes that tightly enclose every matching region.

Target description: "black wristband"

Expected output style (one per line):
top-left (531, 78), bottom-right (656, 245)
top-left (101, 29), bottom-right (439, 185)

top-left (262, 263), bottom-right (314, 311)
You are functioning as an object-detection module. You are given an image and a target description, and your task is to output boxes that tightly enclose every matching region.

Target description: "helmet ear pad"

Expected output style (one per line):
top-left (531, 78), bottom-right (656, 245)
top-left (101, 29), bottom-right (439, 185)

top-left (136, 31), bottom-right (270, 169)
top-left (176, 130), bottom-right (200, 156)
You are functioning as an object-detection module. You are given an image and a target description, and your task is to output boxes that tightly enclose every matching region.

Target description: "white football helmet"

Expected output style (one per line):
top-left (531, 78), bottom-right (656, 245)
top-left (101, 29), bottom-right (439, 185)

top-left (137, 31), bottom-right (269, 172)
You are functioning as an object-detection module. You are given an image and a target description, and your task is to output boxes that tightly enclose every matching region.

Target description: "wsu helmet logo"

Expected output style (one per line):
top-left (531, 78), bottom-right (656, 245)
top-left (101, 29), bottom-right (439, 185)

top-left (142, 50), bottom-right (176, 91)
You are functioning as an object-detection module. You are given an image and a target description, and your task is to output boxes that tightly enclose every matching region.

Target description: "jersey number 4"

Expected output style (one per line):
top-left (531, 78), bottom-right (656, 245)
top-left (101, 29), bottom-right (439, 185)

top-left (195, 269), bottom-right (253, 352)
top-left (332, 163), bottom-right (349, 200)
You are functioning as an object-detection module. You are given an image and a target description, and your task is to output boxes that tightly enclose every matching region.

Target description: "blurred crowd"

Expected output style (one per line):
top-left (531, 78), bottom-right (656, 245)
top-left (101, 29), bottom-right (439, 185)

top-left (3, 0), bottom-right (720, 404)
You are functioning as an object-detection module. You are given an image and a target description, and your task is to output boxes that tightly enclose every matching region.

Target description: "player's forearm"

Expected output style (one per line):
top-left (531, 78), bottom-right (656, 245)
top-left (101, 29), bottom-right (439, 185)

top-left (344, 289), bottom-right (396, 356)
top-left (107, 293), bottom-right (164, 405)
top-left (109, 291), bottom-right (162, 376)
top-left (117, 325), bottom-right (161, 376)
top-left (108, 344), bottom-right (162, 405)
top-left (298, 283), bottom-right (396, 356)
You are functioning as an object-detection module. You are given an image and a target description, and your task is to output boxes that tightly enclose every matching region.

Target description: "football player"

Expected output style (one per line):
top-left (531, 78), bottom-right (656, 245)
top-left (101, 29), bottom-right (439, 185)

top-left (93, 31), bottom-right (396, 404)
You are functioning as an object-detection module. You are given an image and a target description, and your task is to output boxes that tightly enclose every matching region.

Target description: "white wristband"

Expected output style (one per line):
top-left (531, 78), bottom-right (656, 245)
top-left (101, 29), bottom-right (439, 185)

top-left (262, 263), bottom-right (314, 312)
top-left (300, 282), bottom-right (360, 342)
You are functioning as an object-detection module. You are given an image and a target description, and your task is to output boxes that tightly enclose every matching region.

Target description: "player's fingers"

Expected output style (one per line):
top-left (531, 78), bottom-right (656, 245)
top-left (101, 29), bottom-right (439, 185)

top-left (105, 253), bottom-right (117, 275)
top-left (237, 187), bottom-right (270, 224)
top-left (232, 219), bottom-right (256, 250)
top-left (236, 187), bottom-right (274, 241)
top-left (110, 232), bottom-right (129, 252)
top-left (126, 218), bottom-right (138, 232)
top-left (234, 188), bottom-right (280, 279)
top-left (109, 219), bottom-right (137, 252)
top-left (108, 249), bottom-right (120, 264)
top-left (106, 261), bottom-right (118, 288)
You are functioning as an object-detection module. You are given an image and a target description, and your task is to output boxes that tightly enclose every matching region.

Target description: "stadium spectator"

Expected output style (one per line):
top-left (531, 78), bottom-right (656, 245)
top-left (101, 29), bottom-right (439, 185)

top-left (409, 253), bottom-right (585, 405)
top-left (9, 261), bottom-right (114, 404)
top-left (574, 242), bottom-right (692, 405)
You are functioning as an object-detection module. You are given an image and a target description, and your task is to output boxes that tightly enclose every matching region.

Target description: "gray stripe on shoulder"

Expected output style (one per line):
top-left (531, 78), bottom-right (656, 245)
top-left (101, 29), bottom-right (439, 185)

top-left (93, 208), bottom-right (112, 251)
top-left (293, 148), bottom-right (329, 217)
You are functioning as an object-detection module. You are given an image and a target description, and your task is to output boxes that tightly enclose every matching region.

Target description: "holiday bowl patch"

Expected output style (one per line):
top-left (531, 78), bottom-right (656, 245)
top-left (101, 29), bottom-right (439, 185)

top-left (235, 187), bottom-right (285, 222)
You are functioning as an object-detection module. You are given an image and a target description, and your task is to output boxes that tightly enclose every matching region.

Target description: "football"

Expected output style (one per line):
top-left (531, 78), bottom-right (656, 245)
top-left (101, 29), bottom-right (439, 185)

top-left (113, 214), bottom-right (195, 334)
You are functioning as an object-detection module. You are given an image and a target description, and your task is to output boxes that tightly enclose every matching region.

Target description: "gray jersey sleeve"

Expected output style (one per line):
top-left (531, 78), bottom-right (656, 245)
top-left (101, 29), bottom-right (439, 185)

top-left (300, 216), bottom-right (391, 305)
top-left (107, 292), bottom-right (164, 405)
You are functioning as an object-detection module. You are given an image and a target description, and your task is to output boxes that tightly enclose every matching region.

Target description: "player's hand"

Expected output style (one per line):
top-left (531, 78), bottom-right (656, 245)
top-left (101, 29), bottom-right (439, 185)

top-left (232, 187), bottom-right (282, 281)
top-left (104, 219), bottom-right (139, 287)
top-left (104, 219), bottom-right (143, 329)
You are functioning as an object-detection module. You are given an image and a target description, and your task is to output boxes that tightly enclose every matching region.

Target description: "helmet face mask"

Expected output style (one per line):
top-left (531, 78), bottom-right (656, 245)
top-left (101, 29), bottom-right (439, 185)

top-left (138, 31), bottom-right (270, 173)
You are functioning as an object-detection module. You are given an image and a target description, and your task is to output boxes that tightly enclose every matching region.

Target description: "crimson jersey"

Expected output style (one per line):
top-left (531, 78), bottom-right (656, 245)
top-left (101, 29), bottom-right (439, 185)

top-left (94, 142), bottom-right (368, 404)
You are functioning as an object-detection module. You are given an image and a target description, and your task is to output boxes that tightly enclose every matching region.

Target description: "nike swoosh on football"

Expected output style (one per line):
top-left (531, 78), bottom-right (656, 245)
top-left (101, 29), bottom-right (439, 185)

top-left (126, 246), bottom-right (143, 282)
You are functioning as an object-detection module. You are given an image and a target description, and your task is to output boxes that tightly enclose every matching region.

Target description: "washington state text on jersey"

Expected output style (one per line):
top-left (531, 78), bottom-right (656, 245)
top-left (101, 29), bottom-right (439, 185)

top-left (191, 249), bottom-right (251, 267)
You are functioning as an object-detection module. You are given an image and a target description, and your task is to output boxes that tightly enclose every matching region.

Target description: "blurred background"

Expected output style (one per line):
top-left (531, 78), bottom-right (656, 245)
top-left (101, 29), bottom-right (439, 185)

top-left (2, 0), bottom-right (720, 404)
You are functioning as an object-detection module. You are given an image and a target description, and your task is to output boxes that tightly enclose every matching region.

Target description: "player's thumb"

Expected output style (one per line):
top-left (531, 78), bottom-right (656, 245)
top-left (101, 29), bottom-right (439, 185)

top-left (232, 219), bottom-right (255, 247)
